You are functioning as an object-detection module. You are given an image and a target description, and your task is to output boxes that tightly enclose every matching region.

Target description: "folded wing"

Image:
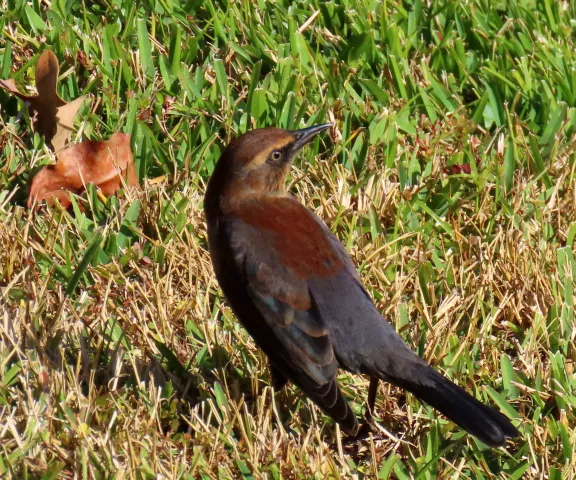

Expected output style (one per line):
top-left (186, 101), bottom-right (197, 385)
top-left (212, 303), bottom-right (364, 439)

top-left (224, 197), bottom-right (358, 434)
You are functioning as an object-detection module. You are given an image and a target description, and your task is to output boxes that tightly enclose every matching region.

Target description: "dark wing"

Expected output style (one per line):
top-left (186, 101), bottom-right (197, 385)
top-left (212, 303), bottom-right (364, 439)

top-left (224, 197), bottom-right (358, 434)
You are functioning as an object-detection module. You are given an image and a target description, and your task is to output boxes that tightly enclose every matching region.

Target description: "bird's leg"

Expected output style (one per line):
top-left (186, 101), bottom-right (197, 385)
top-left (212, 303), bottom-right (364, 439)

top-left (269, 363), bottom-right (288, 391)
top-left (346, 377), bottom-right (380, 442)
top-left (366, 377), bottom-right (379, 422)
top-left (359, 377), bottom-right (379, 437)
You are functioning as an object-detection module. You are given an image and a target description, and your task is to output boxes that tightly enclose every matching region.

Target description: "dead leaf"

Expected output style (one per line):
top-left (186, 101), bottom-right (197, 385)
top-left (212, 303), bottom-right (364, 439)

top-left (0, 50), bottom-right (87, 151)
top-left (28, 132), bottom-right (138, 209)
top-left (51, 96), bottom-right (89, 153)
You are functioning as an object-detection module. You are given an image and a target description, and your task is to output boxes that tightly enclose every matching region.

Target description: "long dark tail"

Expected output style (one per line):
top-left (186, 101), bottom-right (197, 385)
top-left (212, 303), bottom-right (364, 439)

top-left (393, 366), bottom-right (520, 446)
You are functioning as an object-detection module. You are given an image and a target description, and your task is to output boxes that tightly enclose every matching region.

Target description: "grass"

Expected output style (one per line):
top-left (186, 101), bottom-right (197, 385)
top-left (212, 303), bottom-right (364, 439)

top-left (0, 0), bottom-right (575, 477)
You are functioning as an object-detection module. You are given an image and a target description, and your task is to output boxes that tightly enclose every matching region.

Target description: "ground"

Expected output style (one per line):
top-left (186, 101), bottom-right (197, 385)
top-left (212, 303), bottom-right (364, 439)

top-left (0, 0), bottom-right (575, 478)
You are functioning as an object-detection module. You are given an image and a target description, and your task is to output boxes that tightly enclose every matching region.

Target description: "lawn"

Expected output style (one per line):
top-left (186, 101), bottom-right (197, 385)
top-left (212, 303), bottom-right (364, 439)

top-left (1, 0), bottom-right (575, 478)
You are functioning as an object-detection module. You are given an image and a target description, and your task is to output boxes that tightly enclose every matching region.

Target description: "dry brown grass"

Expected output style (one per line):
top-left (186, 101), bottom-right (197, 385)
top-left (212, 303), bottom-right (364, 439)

top-left (1, 138), bottom-right (575, 477)
top-left (2, 0), bottom-right (576, 477)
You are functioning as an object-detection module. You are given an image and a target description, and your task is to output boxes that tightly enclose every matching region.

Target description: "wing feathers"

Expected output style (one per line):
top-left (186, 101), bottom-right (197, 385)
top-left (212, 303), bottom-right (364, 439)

top-left (223, 198), bottom-right (359, 435)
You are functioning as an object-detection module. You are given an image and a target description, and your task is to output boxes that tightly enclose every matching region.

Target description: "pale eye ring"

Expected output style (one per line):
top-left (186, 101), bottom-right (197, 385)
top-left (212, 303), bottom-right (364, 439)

top-left (271, 150), bottom-right (282, 162)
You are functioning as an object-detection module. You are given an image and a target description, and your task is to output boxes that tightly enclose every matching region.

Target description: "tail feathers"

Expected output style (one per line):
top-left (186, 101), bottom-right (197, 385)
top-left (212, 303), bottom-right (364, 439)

top-left (306, 378), bottom-right (359, 436)
top-left (395, 367), bottom-right (519, 446)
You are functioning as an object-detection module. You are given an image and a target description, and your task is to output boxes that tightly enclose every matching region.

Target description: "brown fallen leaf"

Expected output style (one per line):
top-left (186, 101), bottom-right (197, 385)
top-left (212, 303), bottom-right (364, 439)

top-left (0, 49), bottom-right (87, 151)
top-left (28, 132), bottom-right (138, 209)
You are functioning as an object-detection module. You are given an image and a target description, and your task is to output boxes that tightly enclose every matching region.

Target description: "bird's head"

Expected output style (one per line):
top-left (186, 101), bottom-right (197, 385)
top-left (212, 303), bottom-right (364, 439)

top-left (208, 124), bottom-right (332, 201)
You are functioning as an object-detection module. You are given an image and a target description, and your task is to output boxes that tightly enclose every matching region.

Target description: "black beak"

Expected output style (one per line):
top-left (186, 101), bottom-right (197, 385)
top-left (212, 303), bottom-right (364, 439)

top-left (290, 123), bottom-right (332, 153)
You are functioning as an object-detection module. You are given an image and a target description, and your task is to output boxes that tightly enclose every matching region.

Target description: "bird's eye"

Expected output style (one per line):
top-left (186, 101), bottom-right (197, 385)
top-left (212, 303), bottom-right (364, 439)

top-left (270, 150), bottom-right (282, 162)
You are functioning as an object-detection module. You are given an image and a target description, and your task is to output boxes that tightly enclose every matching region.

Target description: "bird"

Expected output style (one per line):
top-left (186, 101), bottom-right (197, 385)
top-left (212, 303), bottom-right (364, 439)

top-left (204, 124), bottom-right (520, 446)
